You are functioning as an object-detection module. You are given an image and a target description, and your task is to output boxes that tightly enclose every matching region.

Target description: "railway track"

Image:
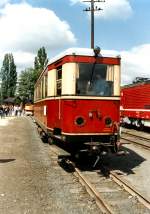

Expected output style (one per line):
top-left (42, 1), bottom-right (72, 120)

top-left (121, 130), bottom-right (150, 150)
top-left (48, 144), bottom-right (150, 214)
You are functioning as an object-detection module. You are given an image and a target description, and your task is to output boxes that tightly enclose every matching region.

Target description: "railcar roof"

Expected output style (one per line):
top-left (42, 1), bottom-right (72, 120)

top-left (47, 48), bottom-right (120, 65)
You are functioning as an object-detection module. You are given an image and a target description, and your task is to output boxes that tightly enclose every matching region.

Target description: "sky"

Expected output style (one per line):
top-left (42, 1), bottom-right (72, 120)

top-left (0, 0), bottom-right (150, 85)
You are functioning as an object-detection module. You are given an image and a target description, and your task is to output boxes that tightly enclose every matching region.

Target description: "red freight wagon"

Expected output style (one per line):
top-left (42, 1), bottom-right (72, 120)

top-left (34, 47), bottom-right (121, 155)
top-left (121, 81), bottom-right (150, 128)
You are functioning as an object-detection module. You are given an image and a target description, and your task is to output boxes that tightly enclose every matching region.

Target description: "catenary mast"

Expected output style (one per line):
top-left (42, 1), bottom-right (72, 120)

top-left (83, 0), bottom-right (105, 49)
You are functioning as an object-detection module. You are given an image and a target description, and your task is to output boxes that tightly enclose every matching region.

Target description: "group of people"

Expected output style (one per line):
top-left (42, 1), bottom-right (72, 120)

top-left (0, 105), bottom-right (22, 118)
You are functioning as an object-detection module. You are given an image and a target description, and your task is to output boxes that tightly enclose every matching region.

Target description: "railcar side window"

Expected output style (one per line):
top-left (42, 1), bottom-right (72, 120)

top-left (45, 74), bottom-right (48, 97)
top-left (56, 66), bottom-right (62, 96)
top-left (41, 77), bottom-right (44, 99)
top-left (38, 85), bottom-right (40, 99)
top-left (76, 63), bottom-right (114, 96)
top-left (39, 83), bottom-right (41, 99)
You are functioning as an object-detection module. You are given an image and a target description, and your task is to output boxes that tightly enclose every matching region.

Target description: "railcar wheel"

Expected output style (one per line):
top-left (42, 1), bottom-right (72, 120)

top-left (41, 132), bottom-right (48, 143)
top-left (110, 142), bottom-right (118, 153)
top-left (139, 121), bottom-right (144, 131)
top-left (48, 137), bottom-right (53, 145)
top-left (140, 124), bottom-right (144, 131)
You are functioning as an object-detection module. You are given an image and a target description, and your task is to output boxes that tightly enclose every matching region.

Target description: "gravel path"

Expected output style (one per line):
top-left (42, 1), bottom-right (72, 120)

top-left (0, 117), bottom-right (101, 214)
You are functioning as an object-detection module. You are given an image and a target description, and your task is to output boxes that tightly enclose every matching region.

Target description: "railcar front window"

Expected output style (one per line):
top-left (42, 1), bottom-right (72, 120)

top-left (76, 63), bottom-right (114, 96)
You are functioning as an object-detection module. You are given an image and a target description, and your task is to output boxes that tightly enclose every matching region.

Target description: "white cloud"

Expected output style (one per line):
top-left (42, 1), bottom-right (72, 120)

top-left (70, 0), bottom-right (133, 20)
top-left (0, 2), bottom-right (76, 71)
top-left (0, 0), bottom-right (10, 7)
top-left (0, 51), bottom-right (35, 75)
top-left (13, 51), bottom-right (35, 72)
top-left (102, 44), bottom-right (150, 85)
top-left (100, 44), bottom-right (150, 85)
top-left (121, 44), bottom-right (150, 85)
top-left (0, 3), bottom-right (76, 53)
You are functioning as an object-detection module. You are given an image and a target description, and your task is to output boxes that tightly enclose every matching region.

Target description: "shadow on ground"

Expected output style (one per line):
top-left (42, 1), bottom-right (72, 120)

top-left (78, 146), bottom-right (146, 177)
top-left (103, 146), bottom-right (146, 175)
top-left (58, 146), bottom-right (146, 177)
top-left (0, 158), bottom-right (16, 163)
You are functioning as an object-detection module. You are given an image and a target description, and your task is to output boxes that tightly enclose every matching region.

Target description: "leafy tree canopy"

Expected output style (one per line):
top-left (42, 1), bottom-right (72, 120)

top-left (18, 68), bottom-right (37, 103)
top-left (34, 47), bottom-right (48, 79)
top-left (0, 53), bottom-right (17, 100)
top-left (0, 47), bottom-right (48, 103)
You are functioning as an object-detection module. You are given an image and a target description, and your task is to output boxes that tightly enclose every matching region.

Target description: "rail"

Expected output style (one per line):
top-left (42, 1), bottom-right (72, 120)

top-left (48, 144), bottom-right (150, 213)
top-left (121, 131), bottom-right (150, 150)
top-left (110, 171), bottom-right (150, 209)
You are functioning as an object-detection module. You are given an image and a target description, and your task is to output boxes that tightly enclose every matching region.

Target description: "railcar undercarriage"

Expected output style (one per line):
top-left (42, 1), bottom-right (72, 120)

top-left (37, 124), bottom-right (120, 167)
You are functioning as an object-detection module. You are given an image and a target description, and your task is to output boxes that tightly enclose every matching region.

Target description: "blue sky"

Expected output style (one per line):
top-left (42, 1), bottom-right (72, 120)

top-left (24, 0), bottom-right (150, 50)
top-left (0, 0), bottom-right (150, 84)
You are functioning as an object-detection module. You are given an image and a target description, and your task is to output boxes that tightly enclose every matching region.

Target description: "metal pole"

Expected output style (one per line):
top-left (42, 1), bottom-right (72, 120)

top-left (91, 0), bottom-right (94, 49)
top-left (83, 0), bottom-right (105, 49)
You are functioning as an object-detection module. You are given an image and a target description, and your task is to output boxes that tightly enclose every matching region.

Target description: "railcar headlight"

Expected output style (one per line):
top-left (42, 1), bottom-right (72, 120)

top-left (88, 112), bottom-right (93, 118)
top-left (94, 46), bottom-right (101, 56)
top-left (75, 116), bottom-right (85, 127)
top-left (105, 117), bottom-right (112, 126)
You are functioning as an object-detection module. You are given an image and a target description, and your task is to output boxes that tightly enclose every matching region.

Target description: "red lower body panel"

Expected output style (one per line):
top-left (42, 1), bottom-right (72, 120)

top-left (34, 98), bottom-right (120, 135)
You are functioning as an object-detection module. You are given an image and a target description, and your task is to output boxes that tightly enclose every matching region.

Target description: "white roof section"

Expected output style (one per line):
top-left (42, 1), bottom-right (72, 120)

top-left (48, 48), bottom-right (121, 65)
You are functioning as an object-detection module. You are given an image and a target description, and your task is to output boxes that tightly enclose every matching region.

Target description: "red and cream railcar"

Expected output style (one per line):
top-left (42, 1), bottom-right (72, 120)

top-left (34, 48), bottom-right (121, 154)
top-left (121, 81), bottom-right (150, 128)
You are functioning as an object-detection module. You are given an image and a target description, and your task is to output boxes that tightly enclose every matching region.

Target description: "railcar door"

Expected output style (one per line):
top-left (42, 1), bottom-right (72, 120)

top-left (55, 66), bottom-right (62, 128)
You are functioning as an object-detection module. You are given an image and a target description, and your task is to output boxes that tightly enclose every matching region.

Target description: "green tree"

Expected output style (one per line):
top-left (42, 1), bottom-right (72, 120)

top-left (18, 47), bottom-right (48, 103)
top-left (1, 53), bottom-right (17, 100)
top-left (34, 47), bottom-right (48, 79)
top-left (18, 68), bottom-right (37, 102)
top-left (132, 77), bottom-right (149, 84)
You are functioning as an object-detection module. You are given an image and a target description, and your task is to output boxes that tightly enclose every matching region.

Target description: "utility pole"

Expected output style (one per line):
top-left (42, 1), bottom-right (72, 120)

top-left (83, 0), bottom-right (105, 49)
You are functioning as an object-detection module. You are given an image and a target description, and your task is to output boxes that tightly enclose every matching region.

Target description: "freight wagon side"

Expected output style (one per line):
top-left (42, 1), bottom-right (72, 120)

top-left (120, 81), bottom-right (150, 128)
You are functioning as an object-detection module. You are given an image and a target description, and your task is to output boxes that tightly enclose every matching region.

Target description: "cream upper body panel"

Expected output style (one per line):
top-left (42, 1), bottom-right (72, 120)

top-left (62, 63), bottom-right (76, 95)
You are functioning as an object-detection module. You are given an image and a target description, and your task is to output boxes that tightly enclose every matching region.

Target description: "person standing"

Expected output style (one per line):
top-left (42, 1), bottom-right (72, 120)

top-left (89, 73), bottom-right (109, 96)
top-left (0, 106), bottom-right (4, 118)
